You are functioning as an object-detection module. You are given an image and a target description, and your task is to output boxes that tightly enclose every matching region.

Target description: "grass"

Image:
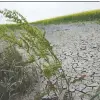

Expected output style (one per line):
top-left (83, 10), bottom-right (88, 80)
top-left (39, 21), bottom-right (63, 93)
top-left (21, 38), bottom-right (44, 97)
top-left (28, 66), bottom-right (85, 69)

top-left (0, 46), bottom-right (33, 100)
top-left (32, 9), bottom-right (100, 25)
top-left (0, 9), bottom-right (100, 29)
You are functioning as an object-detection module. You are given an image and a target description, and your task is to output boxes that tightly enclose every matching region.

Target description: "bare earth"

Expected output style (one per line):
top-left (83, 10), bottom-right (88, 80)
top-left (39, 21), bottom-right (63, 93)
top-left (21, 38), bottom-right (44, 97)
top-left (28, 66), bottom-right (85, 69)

top-left (44, 22), bottom-right (100, 100)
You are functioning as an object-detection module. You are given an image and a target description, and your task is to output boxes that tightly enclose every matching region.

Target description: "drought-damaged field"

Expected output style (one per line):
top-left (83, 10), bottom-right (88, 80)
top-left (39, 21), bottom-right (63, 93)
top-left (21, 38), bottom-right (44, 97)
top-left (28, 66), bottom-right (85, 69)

top-left (0, 9), bottom-right (100, 100)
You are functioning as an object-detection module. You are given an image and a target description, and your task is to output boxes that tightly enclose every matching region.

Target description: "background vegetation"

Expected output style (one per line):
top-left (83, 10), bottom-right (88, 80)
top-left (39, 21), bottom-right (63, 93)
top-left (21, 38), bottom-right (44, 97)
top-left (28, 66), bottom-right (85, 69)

top-left (32, 9), bottom-right (100, 25)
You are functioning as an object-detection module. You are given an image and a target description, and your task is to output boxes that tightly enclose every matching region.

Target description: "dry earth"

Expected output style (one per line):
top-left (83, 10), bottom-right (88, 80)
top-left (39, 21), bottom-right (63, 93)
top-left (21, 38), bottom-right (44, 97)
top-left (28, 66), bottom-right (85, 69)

top-left (43, 22), bottom-right (100, 100)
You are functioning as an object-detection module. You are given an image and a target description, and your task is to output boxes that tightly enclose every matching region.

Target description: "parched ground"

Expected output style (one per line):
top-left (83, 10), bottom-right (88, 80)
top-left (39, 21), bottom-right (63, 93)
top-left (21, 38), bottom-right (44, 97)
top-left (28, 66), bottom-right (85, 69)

top-left (43, 22), bottom-right (100, 100)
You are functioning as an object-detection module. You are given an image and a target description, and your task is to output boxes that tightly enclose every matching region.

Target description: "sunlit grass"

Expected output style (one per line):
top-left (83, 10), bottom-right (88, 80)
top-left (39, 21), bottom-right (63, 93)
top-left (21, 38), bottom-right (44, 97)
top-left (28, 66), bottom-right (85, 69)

top-left (32, 9), bottom-right (100, 25)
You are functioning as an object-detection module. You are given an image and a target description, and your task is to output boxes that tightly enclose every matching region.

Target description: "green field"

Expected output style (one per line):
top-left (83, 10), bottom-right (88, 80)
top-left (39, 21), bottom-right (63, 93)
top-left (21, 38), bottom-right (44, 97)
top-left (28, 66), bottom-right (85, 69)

top-left (32, 9), bottom-right (100, 25)
top-left (0, 9), bottom-right (100, 30)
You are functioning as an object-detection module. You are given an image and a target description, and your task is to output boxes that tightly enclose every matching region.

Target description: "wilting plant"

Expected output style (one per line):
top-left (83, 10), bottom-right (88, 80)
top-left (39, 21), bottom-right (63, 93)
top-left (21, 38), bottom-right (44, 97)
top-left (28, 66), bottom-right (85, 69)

top-left (0, 9), bottom-right (61, 99)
